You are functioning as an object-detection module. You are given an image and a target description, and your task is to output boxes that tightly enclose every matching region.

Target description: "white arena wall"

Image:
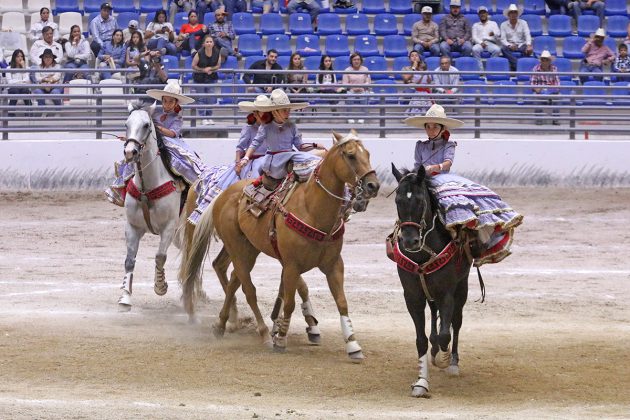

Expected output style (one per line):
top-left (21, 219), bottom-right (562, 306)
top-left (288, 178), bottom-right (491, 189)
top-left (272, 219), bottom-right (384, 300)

top-left (1, 138), bottom-right (629, 189)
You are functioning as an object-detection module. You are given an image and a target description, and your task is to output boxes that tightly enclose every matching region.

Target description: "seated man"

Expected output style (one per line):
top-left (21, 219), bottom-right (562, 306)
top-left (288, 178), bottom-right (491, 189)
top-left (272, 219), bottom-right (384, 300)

top-left (530, 50), bottom-right (560, 125)
top-left (500, 3), bottom-right (533, 71)
top-left (412, 6), bottom-right (441, 57)
top-left (432, 56), bottom-right (460, 95)
top-left (89, 2), bottom-right (119, 57)
top-left (287, 0), bottom-right (320, 30)
top-left (29, 26), bottom-right (63, 66)
top-left (579, 28), bottom-right (615, 83)
top-left (568, 0), bottom-right (605, 28)
top-left (208, 7), bottom-right (240, 58)
top-left (471, 6), bottom-right (501, 72)
top-left (131, 52), bottom-right (169, 96)
top-left (169, 0), bottom-right (194, 24)
top-left (438, 0), bottom-right (473, 58)
top-left (243, 49), bottom-right (285, 93)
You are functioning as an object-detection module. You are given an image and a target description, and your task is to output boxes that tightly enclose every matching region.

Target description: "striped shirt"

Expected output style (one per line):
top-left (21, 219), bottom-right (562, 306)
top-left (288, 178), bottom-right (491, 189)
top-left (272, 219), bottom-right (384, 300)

top-left (530, 64), bottom-right (560, 86)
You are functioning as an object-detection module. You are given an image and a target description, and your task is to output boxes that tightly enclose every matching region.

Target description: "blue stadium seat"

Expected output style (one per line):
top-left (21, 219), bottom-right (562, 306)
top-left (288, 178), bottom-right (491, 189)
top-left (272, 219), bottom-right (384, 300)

top-left (317, 13), bottom-right (342, 35)
top-left (485, 57), bottom-right (510, 81)
top-left (516, 57), bottom-right (539, 81)
top-left (334, 3), bottom-right (357, 14)
top-left (161, 55), bottom-right (180, 80)
top-left (303, 55), bottom-right (322, 81)
top-left (464, 14), bottom-right (479, 24)
top-left (84, 0), bottom-right (103, 13)
top-left (54, 0), bottom-right (82, 14)
top-left (371, 80), bottom-right (399, 104)
top-left (334, 55), bottom-right (350, 78)
top-left (233, 12), bottom-right (256, 35)
top-left (402, 14), bottom-right (421, 35)
top-left (260, 13), bottom-right (285, 35)
top-left (325, 34), bottom-right (350, 56)
top-left (115, 0), bottom-right (138, 13)
top-left (579, 81), bottom-right (607, 106)
top-left (604, 37), bottom-right (618, 53)
top-left (556, 80), bottom-right (576, 104)
top-left (218, 80), bottom-right (246, 105)
top-left (364, 55), bottom-right (388, 80)
top-left (553, 57), bottom-right (573, 81)
top-left (533, 35), bottom-right (557, 57)
top-left (462, 79), bottom-right (489, 104)
top-left (577, 15), bottom-right (600, 37)
top-left (425, 56), bottom-right (441, 71)
top-left (605, 0), bottom-right (628, 16)
top-left (392, 56), bottom-right (410, 80)
top-left (238, 34), bottom-right (263, 56)
top-left (174, 12), bottom-right (188, 33)
top-left (495, 0), bottom-right (512, 14)
top-left (345, 14), bottom-right (370, 36)
top-left (139, 0), bottom-right (163, 14)
top-left (373, 14), bottom-right (398, 36)
top-left (289, 13), bottom-right (313, 35)
top-left (522, 14), bottom-right (543, 37)
top-left (362, 0), bottom-right (386, 14)
top-left (243, 55), bottom-right (265, 70)
top-left (523, 0), bottom-right (546, 15)
top-left (203, 14), bottom-right (216, 26)
top-left (467, 0), bottom-right (492, 14)
top-left (183, 56), bottom-right (193, 83)
top-left (354, 35), bottom-right (380, 56)
top-left (218, 55), bottom-right (237, 80)
top-left (607, 16), bottom-right (630, 38)
top-left (389, 0), bottom-right (413, 14)
top-left (296, 34), bottom-right (321, 56)
top-left (547, 15), bottom-right (571, 37)
top-left (610, 82), bottom-right (630, 105)
top-left (383, 35), bottom-right (409, 57)
top-left (276, 55), bottom-right (290, 69)
top-left (562, 36), bottom-right (586, 58)
top-left (116, 12), bottom-right (140, 29)
top-left (454, 56), bottom-right (481, 80)
top-left (266, 34), bottom-right (292, 56)
top-left (492, 15), bottom-right (507, 27)
top-left (490, 80), bottom-right (520, 104)
top-left (433, 14), bottom-right (446, 26)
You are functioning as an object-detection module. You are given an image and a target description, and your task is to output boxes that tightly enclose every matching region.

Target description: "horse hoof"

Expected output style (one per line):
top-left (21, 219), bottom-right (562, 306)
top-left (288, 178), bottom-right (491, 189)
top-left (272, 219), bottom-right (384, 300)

top-left (432, 350), bottom-right (451, 369)
top-left (307, 333), bottom-right (321, 345)
top-left (263, 338), bottom-right (274, 349)
top-left (445, 365), bottom-right (460, 377)
top-left (411, 386), bottom-right (430, 398)
top-left (154, 282), bottom-right (168, 296)
top-left (348, 350), bottom-right (365, 363)
top-left (118, 303), bottom-right (131, 312)
top-left (212, 323), bottom-right (225, 339)
top-left (273, 344), bottom-right (286, 353)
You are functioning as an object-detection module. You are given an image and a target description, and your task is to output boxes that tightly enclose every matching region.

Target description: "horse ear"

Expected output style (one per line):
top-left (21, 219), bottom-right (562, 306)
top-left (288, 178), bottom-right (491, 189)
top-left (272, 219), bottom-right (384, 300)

top-left (332, 131), bottom-right (343, 144)
top-left (392, 163), bottom-right (403, 182)
top-left (350, 128), bottom-right (358, 136)
top-left (148, 102), bottom-right (157, 116)
top-left (416, 165), bottom-right (426, 182)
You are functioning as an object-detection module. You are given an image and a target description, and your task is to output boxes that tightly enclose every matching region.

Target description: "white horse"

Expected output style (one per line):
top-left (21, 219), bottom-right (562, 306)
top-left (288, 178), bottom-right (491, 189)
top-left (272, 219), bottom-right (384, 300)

top-left (118, 102), bottom-right (182, 311)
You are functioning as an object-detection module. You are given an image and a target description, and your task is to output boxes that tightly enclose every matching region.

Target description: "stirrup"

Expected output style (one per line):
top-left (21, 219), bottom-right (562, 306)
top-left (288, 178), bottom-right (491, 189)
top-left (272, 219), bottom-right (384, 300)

top-left (104, 187), bottom-right (124, 207)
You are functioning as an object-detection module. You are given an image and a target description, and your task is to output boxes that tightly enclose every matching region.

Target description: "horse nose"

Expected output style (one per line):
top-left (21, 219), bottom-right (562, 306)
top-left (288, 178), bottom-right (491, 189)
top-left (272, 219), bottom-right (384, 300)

top-left (364, 180), bottom-right (380, 197)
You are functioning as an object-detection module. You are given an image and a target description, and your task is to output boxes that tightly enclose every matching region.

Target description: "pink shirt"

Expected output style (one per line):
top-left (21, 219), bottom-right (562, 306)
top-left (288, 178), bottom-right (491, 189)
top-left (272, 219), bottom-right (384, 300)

top-left (582, 41), bottom-right (615, 66)
top-left (342, 65), bottom-right (371, 93)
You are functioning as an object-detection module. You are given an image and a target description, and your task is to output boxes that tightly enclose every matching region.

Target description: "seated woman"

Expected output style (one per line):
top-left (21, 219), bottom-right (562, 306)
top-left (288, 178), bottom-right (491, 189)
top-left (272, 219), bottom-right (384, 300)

top-left (286, 52), bottom-right (309, 94)
top-left (105, 82), bottom-right (211, 206)
top-left (125, 30), bottom-right (148, 80)
top-left (97, 29), bottom-right (125, 80)
top-left (191, 35), bottom-right (222, 125)
top-left (145, 9), bottom-right (177, 56)
top-left (401, 50), bottom-right (432, 116)
top-left (63, 24), bottom-right (92, 82)
top-left (342, 52), bottom-right (371, 124)
top-left (6, 49), bottom-right (33, 116)
top-left (316, 55), bottom-right (345, 108)
top-left (176, 10), bottom-right (204, 54)
top-left (33, 48), bottom-right (62, 107)
top-left (404, 103), bottom-right (523, 264)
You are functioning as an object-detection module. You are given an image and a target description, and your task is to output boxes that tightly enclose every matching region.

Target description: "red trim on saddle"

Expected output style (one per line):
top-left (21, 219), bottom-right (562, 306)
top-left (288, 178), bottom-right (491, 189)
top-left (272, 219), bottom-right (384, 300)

top-left (479, 230), bottom-right (511, 262)
top-left (126, 179), bottom-right (177, 201)
top-left (284, 212), bottom-right (345, 242)
top-left (391, 239), bottom-right (458, 275)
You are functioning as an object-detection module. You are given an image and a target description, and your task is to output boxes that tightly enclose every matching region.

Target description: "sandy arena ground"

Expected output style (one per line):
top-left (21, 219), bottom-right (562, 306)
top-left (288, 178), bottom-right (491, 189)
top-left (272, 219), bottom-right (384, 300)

top-left (1, 188), bottom-right (629, 419)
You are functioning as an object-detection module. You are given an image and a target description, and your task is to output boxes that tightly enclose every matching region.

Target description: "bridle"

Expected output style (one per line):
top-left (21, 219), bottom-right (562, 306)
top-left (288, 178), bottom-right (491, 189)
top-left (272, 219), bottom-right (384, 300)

top-left (125, 112), bottom-right (160, 198)
top-left (395, 173), bottom-right (439, 256)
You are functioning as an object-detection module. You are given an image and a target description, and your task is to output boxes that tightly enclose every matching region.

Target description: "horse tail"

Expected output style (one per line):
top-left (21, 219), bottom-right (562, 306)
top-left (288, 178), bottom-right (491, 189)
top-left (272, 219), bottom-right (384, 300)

top-left (179, 198), bottom-right (216, 317)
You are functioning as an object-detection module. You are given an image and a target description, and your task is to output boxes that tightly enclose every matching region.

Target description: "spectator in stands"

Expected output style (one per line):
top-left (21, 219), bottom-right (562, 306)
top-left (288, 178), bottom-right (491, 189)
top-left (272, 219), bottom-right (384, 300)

top-left (30, 26), bottom-right (63, 67)
top-left (432, 55), bottom-right (460, 94)
top-left (287, 0), bottom-right (320, 30)
top-left (6, 49), bottom-right (32, 116)
top-left (126, 31), bottom-right (149, 80)
top-left (208, 8), bottom-right (240, 58)
top-left (530, 50), bottom-right (560, 125)
top-left (197, 0), bottom-right (247, 23)
top-left (251, 0), bottom-right (274, 14)
top-left (286, 52), bottom-right (308, 94)
top-left (122, 20), bottom-right (138, 44)
top-left (439, 0), bottom-right (472, 58)
top-left (412, 6), bottom-right (441, 57)
top-left (316, 54), bottom-right (343, 108)
top-left (89, 2), bottom-right (119, 57)
top-left (343, 52), bottom-right (371, 124)
top-left (131, 50), bottom-right (168, 96)
top-left (500, 4), bottom-right (533, 71)
top-left (472, 6), bottom-right (501, 71)
top-left (176, 10), bottom-right (204, 55)
top-left (29, 7), bottom-right (59, 42)
top-left (63, 25), bottom-right (92, 82)
top-left (545, 0), bottom-right (568, 15)
top-left (402, 50), bottom-right (432, 116)
top-left (98, 29), bottom-right (125, 80)
top-left (145, 9), bottom-right (178, 56)
top-left (612, 44), bottom-right (630, 79)
top-left (579, 28), bottom-right (615, 83)
top-left (169, 0), bottom-right (194, 25)
top-left (33, 49), bottom-right (63, 108)
top-left (192, 35), bottom-right (223, 125)
top-left (568, 0), bottom-right (605, 28)
top-left (243, 49), bottom-right (285, 93)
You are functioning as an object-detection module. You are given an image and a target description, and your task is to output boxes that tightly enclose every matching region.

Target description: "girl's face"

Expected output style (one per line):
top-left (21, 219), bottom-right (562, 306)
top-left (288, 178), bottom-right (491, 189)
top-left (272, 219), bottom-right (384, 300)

top-left (113, 31), bottom-right (123, 43)
top-left (71, 27), bottom-right (81, 38)
top-left (16, 53), bottom-right (24, 65)
top-left (162, 96), bottom-right (178, 113)
top-left (157, 12), bottom-right (166, 23)
top-left (409, 52), bottom-right (420, 63)
top-left (42, 55), bottom-right (53, 66)
top-left (132, 32), bottom-right (141, 45)
top-left (351, 56), bottom-right (362, 68)
top-left (40, 8), bottom-right (50, 20)
top-left (273, 108), bottom-right (290, 122)
top-left (425, 123), bottom-right (442, 139)
top-left (204, 37), bottom-right (214, 48)
top-left (323, 57), bottom-right (332, 69)
top-left (253, 111), bottom-right (263, 124)
top-left (292, 55), bottom-right (302, 65)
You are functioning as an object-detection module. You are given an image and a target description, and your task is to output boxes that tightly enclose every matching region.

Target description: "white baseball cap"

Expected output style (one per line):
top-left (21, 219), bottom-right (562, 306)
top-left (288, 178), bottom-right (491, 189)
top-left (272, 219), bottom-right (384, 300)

top-left (421, 6), bottom-right (433, 14)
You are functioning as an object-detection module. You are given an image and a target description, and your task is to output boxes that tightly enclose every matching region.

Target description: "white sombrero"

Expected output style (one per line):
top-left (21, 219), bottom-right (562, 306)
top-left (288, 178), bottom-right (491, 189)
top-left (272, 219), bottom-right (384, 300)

top-left (539, 50), bottom-right (555, 60)
top-left (238, 94), bottom-right (272, 112)
top-left (503, 3), bottom-right (522, 17)
top-left (404, 104), bottom-right (464, 129)
top-left (255, 89), bottom-right (309, 111)
top-left (146, 81), bottom-right (195, 105)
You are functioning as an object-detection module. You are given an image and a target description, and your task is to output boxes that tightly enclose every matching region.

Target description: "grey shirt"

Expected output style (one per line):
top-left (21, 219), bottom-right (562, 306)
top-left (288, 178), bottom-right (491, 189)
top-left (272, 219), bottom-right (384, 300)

top-left (439, 14), bottom-right (472, 42)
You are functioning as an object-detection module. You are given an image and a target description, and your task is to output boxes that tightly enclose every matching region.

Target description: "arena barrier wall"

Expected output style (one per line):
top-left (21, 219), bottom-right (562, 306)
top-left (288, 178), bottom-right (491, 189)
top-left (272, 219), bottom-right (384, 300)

top-left (1, 138), bottom-right (629, 190)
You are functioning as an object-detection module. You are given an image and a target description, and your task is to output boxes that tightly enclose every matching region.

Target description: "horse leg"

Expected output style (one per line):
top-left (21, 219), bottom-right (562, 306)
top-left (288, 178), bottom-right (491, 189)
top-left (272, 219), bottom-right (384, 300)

top-left (446, 276), bottom-right (469, 377)
top-left (432, 292), bottom-right (455, 369)
top-left (154, 221), bottom-right (176, 297)
top-left (297, 275), bottom-right (321, 345)
top-left (273, 265), bottom-right (300, 353)
top-left (212, 246), bottom-right (241, 331)
top-left (118, 224), bottom-right (145, 311)
top-left (321, 256), bottom-right (364, 362)
top-left (270, 276), bottom-right (284, 339)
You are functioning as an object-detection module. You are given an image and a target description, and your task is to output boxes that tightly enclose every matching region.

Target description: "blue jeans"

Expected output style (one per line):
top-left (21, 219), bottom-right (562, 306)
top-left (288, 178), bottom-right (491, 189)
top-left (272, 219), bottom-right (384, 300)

top-left (413, 43), bottom-right (441, 56)
top-left (195, 81), bottom-right (217, 116)
top-left (569, 1), bottom-right (605, 27)
top-left (501, 44), bottom-right (529, 70)
top-left (287, 0), bottom-right (320, 23)
top-left (440, 41), bottom-right (473, 58)
top-left (33, 87), bottom-right (62, 106)
top-left (63, 60), bottom-right (90, 82)
top-left (579, 62), bottom-right (603, 83)
top-left (147, 38), bottom-right (178, 56)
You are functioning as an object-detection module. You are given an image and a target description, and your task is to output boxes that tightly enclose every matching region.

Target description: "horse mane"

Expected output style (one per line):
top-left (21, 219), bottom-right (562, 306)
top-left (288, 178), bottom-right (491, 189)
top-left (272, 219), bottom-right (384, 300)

top-left (398, 168), bottom-right (440, 214)
top-left (153, 124), bottom-right (183, 184)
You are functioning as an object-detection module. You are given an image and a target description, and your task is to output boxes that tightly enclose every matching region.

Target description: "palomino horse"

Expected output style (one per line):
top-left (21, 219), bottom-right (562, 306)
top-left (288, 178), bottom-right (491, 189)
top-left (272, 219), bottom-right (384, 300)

top-left (118, 103), bottom-right (182, 310)
top-left (180, 131), bottom-right (380, 360)
top-left (390, 164), bottom-right (474, 397)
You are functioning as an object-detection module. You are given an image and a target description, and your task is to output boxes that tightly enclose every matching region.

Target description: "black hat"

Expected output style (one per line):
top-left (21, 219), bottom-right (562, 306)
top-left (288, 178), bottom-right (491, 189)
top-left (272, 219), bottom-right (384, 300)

top-left (39, 48), bottom-right (57, 60)
top-left (100, 2), bottom-right (112, 10)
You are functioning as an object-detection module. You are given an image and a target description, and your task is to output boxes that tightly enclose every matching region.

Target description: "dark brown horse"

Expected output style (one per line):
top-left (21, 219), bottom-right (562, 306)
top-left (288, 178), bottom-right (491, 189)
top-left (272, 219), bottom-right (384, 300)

top-left (180, 131), bottom-right (380, 360)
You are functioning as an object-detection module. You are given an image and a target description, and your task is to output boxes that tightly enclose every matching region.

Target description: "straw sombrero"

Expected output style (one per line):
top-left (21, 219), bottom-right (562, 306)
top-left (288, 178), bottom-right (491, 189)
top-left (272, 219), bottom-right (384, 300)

top-left (255, 89), bottom-right (309, 112)
top-left (146, 81), bottom-right (194, 105)
top-left (503, 3), bottom-right (522, 17)
top-left (238, 94), bottom-right (272, 112)
top-left (404, 104), bottom-right (464, 129)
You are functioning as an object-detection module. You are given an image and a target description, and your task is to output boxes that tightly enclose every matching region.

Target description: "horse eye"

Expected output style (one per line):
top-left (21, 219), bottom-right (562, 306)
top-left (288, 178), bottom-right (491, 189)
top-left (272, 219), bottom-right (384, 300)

top-left (345, 153), bottom-right (356, 160)
top-left (144, 123), bottom-right (150, 129)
